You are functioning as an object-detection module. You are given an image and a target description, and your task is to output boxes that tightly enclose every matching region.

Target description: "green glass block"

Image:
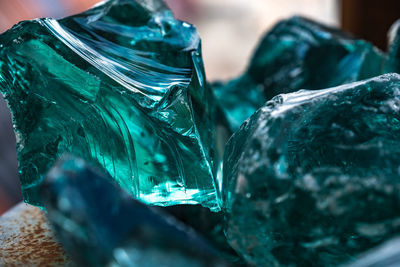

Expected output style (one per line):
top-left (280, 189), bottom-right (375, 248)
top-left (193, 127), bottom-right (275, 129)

top-left (0, 0), bottom-right (221, 210)
top-left (223, 73), bottom-right (400, 266)
top-left (213, 16), bottom-right (386, 131)
top-left (385, 19), bottom-right (400, 73)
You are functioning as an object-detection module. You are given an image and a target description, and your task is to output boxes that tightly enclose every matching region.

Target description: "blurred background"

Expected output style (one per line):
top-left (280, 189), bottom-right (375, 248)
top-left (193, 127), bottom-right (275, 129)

top-left (0, 0), bottom-right (399, 214)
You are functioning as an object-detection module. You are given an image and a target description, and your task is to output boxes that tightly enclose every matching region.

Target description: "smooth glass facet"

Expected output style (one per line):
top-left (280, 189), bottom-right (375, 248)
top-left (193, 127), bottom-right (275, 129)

top-left (223, 73), bottom-right (400, 267)
top-left (0, 0), bottom-right (220, 210)
top-left (213, 16), bottom-right (386, 131)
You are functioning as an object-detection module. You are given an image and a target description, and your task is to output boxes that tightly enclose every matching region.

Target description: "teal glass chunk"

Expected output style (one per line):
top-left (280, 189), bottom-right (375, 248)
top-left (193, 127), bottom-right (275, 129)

top-left (0, 0), bottom-right (221, 210)
top-left (223, 73), bottom-right (400, 266)
top-left (385, 19), bottom-right (400, 73)
top-left (213, 75), bottom-right (266, 132)
top-left (41, 154), bottom-right (228, 266)
top-left (213, 16), bottom-right (386, 131)
top-left (250, 16), bottom-right (386, 99)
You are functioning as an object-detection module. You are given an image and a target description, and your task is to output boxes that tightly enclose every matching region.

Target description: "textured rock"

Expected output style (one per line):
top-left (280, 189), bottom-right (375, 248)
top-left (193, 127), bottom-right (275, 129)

top-left (41, 154), bottom-right (229, 266)
top-left (223, 73), bottom-right (400, 266)
top-left (0, 0), bottom-right (221, 210)
top-left (213, 16), bottom-right (386, 131)
top-left (0, 202), bottom-right (72, 266)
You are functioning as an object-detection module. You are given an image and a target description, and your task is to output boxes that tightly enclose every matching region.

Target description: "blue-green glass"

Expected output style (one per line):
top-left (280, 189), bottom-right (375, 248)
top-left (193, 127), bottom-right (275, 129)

top-left (213, 16), bottom-right (386, 131)
top-left (223, 73), bottom-right (400, 266)
top-left (213, 76), bottom-right (265, 132)
top-left (0, 0), bottom-right (220, 210)
top-left (41, 154), bottom-right (227, 266)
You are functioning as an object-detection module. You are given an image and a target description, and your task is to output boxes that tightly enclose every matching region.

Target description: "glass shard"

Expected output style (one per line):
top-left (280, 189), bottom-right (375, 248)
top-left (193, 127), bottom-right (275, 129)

top-left (0, 0), bottom-right (220, 210)
top-left (41, 154), bottom-right (227, 266)
top-left (213, 16), bottom-right (386, 131)
top-left (223, 73), bottom-right (400, 266)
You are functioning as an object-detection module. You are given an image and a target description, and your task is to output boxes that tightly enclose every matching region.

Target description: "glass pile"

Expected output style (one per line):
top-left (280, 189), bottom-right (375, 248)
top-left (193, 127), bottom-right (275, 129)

top-left (1, 0), bottom-right (400, 266)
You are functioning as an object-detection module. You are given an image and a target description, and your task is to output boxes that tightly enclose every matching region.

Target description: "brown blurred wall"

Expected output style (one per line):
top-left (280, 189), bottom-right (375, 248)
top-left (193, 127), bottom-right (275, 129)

top-left (341, 0), bottom-right (400, 50)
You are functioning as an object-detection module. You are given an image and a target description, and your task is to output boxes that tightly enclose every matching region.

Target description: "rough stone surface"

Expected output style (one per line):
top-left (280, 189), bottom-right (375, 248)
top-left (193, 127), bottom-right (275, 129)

top-left (223, 73), bottom-right (400, 267)
top-left (0, 0), bottom-right (220, 210)
top-left (0, 202), bottom-right (72, 266)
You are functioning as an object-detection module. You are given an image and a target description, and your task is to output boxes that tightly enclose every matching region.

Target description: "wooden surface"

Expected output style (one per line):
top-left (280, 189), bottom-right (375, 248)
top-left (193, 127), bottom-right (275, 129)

top-left (0, 202), bottom-right (72, 266)
top-left (341, 0), bottom-right (400, 50)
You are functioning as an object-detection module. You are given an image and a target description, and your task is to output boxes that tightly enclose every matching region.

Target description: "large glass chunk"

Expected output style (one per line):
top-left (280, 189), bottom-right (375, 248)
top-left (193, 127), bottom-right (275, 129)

top-left (41, 154), bottom-right (228, 266)
top-left (0, 0), bottom-right (220, 210)
top-left (213, 16), bottom-right (386, 131)
top-left (223, 73), bottom-right (400, 266)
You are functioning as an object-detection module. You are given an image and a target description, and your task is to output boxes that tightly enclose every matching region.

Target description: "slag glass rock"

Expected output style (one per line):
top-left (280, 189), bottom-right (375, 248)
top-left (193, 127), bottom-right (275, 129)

top-left (0, 0), bottom-right (221, 210)
top-left (223, 73), bottom-right (400, 266)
